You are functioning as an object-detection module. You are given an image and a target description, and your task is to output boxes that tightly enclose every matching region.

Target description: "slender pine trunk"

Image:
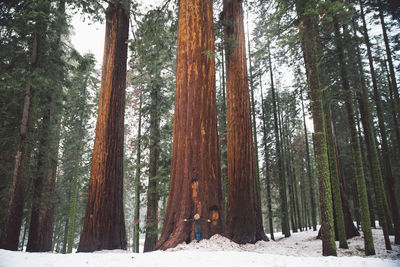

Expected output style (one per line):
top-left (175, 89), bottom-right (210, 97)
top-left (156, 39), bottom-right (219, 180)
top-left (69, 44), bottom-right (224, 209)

top-left (144, 81), bottom-right (161, 252)
top-left (300, 88), bottom-right (317, 231)
top-left (260, 74), bottom-right (274, 240)
top-left (0, 30), bottom-right (40, 251)
top-left (267, 42), bottom-right (290, 237)
top-left (295, 0), bottom-right (337, 256)
top-left (133, 90), bottom-right (142, 253)
top-left (325, 106), bottom-right (348, 249)
top-left (378, 2), bottom-right (400, 245)
top-left (359, 0), bottom-right (397, 245)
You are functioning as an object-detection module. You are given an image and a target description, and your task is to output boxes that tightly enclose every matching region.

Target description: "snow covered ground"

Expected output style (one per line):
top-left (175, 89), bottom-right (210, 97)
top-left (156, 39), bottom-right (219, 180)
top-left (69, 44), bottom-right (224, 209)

top-left (1, 228), bottom-right (399, 267)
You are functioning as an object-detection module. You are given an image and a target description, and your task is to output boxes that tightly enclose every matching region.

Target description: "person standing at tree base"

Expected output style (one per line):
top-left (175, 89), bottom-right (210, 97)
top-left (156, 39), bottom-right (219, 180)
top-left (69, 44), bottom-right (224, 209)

top-left (184, 214), bottom-right (211, 242)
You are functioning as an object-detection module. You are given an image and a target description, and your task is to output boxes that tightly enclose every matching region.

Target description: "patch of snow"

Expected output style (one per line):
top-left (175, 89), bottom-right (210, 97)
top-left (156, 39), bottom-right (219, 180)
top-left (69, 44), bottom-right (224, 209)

top-left (0, 228), bottom-right (399, 267)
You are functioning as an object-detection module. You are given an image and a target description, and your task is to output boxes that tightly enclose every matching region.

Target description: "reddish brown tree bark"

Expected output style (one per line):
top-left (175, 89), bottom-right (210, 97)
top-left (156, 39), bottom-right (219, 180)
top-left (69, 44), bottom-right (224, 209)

top-left (154, 0), bottom-right (223, 250)
top-left (77, 1), bottom-right (129, 252)
top-left (223, 0), bottom-right (267, 244)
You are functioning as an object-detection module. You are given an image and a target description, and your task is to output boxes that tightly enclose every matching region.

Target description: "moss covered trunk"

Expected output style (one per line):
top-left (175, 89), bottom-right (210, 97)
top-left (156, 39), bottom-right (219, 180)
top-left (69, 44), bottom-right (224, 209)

top-left (295, 0), bottom-right (337, 256)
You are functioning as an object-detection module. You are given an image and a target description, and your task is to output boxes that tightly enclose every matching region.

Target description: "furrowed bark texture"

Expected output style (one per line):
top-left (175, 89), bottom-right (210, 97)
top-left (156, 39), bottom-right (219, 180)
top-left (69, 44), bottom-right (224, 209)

top-left (223, 0), bottom-right (267, 244)
top-left (77, 2), bottom-right (129, 252)
top-left (0, 31), bottom-right (39, 251)
top-left (154, 0), bottom-right (223, 250)
top-left (295, 0), bottom-right (337, 256)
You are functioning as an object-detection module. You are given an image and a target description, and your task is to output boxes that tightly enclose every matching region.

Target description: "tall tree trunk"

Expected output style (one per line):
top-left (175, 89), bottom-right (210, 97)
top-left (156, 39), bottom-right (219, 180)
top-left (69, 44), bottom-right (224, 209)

top-left (260, 74), bottom-right (274, 240)
top-left (379, 3), bottom-right (400, 145)
top-left (77, 1), bottom-right (129, 252)
top-left (61, 219), bottom-right (68, 254)
top-left (268, 42), bottom-right (290, 237)
top-left (223, 0), bottom-right (267, 244)
top-left (154, 0), bottom-right (223, 250)
top-left (295, 0), bottom-right (337, 256)
top-left (285, 129), bottom-right (297, 233)
top-left (325, 106), bottom-right (348, 248)
top-left (66, 150), bottom-right (80, 253)
top-left (354, 50), bottom-right (392, 250)
top-left (247, 16), bottom-right (261, 198)
top-left (379, 2), bottom-right (400, 245)
top-left (133, 90), bottom-right (142, 253)
top-left (219, 48), bottom-right (228, 222)
top-left (144, 82), bottom-right (161, 252)
top-left (331, 5), bottom-right (375, 255)
top-left (36, 128), bottom-right (60, 252)
top-left (359, 0), bottom-right (399, 244)
top-left (27, 88), bottom-right (61, 252)
top-left (0, 30), bottom-right (39, 251)
top-left (300, 88), bottom-right (317, 231)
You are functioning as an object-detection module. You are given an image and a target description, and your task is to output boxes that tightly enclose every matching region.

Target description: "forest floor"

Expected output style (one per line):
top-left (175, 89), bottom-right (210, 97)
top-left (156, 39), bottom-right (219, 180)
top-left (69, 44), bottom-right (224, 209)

top-left (0, 227), bottom-right (399, 267)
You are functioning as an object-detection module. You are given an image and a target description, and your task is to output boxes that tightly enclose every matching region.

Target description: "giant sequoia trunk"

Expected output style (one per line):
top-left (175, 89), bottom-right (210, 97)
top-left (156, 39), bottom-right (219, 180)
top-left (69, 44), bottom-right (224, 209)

top-left (223, 0), bottom-right (267, 244)
top-left (154, 0), bottom-right (223, 250)
top-left (0, 31), bottom-right (40, 251)
top-left (77, 1), bottom-right (129, 252)
top-left (295, 0), bottom-right (337, 256)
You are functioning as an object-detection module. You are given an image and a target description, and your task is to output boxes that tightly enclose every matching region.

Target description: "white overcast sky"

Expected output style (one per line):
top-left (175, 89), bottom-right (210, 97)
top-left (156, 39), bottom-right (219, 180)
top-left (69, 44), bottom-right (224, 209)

top-left (70, 15), bottom-right (104, 67)
top-left (70, 0), bottom-right (166, 67)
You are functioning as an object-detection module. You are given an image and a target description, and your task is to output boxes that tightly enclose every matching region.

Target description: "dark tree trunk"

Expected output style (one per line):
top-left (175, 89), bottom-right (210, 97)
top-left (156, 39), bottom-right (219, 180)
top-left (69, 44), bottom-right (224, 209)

top-left (359, 0), bottom-right (398, 246)
top-left (144, 83), bottom-right (161, 252)
top-left (295, 0), bottom-right (337, 256)
top-left (325, 106), bottom-right (348, 248)
top-left (77, 1), bottom-right (129, 252)
top-left (268, 42), bottom-right (290, 237)
top-left (154, 0), bottom-right (223, 250)
top-left (260, 74), bottom-right (274, 240)
top-left (223, 0), bottom-right (267, 244)
top-left (219, 48), bottom-right (228, 223)
top-left (331, 4), bottom-right (375, 254)
top-left (0, 30), bottom-right (39, 251)
top-left (26, 101), bottom-right (52, 252)
top-left (331, 115), bottom-right (360, 240)
top-left (133, 90), bottom-right (143, 253)
top-left (300, 88), bottom-right (317, 231)
top-left (377, 2), bottom-right (400, 245)
top-left (61, 219), bottom-right (69, 254)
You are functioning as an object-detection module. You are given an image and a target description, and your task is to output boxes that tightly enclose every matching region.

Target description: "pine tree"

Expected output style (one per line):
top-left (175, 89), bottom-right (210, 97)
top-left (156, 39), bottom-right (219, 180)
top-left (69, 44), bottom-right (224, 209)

top-left (260, 74), bottom-right (274, 240)
top-left (267, 42), bottom-right (290, 237)
top-left (0, 0), bottom-right (50, 250)
top-left (295, 0), bottom-right (337, 256)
